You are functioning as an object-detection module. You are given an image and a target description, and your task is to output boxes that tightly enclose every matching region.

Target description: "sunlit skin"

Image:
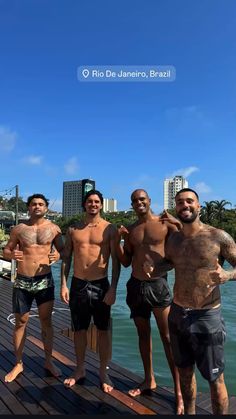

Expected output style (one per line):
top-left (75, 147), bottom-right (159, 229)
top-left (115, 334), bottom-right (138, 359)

top-left (161, 191), bottom-right (236, 414)
top-left (117, 189), bottom-right (184, 414)
top-left (61, 193), bottom-right (120, 393)
top-left (3, 197), bottom-right (64, 382)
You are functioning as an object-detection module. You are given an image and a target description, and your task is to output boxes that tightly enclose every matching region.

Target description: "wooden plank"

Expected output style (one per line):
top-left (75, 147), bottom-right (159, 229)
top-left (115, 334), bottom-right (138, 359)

top-left (0, 308), bottom-right (162, 414)
top-left (0, 278), bottom-right (234, 415)
top-left (27, 335), bottom-right (158, 415)
top-left (0, 379), bottom-right (30, 415)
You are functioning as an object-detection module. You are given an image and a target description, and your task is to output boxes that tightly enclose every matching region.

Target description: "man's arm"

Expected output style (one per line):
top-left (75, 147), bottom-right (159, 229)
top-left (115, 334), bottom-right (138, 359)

top-left (116, 225), bottom-right (133, 267)
top-left (209, 230), bottom-right (236, 284)
top-left (60, 228), bottom-right (73, 304)
top-left (143, 233), bottom-right (174, 277)
top-left (49, 226), bottom-right (65, 264)
top-left (103, 225), bottom-right (121, 306)
top-left (3, 227), bottom-right (23, 262)
top-left (160, 210), bottom-right (182, 231)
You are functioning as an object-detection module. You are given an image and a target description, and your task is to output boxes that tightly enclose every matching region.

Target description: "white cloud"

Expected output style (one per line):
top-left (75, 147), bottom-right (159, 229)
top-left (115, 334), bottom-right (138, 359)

top-left (23, 155), bottom-right (43, 165)
top-left (170, 166), bottom-right (199, 178)
top-left (0, 125), bottom-right (17, 151)
top-left (64, 157), bottom-right (79, 174)
top-left (194, 182), bottom-right (211, 194)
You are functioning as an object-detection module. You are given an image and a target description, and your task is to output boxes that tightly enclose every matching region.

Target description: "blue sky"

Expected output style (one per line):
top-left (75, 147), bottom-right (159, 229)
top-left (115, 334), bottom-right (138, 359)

top-left (0, 0), bottom-right (235, 212)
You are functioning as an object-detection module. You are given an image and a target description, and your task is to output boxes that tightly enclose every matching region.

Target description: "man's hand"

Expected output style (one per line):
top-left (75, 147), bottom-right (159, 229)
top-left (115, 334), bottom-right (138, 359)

top-left (143, 254), bottom-right (154, 278)
top-left (117, 225), bottom-right (129, 240)
top-left (12, 244), bottom-right (24, 262)
top-left (103, 286), bottom-right (116, 306)
top-left (160, 210), bottom-right (182, 230)
top-left (48, 248), bottom-right (59, 265)
top-left (60, 285), bottom-right (69, 304)
top-left (209, 261), bottom-right (232, 285)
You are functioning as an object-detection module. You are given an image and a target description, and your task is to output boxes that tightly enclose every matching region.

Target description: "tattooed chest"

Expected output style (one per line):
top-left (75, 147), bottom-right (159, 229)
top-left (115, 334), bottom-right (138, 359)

top-left (19, 228), bottom-right (55, 246)
top-left (171, 236), bottom-right (220, 266)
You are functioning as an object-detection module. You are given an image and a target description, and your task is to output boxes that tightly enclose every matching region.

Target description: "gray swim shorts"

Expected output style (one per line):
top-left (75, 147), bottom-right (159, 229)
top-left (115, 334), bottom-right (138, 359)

top-left (168, 302), bottom-right (226, 382)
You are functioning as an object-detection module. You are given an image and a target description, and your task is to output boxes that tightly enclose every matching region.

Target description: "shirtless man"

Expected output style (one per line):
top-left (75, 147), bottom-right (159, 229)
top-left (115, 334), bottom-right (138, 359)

top-left (3, 193), bottom-right (64, 382)
top-left (146, 188), bottom-right (236, 414)
top-left (60, 189), bottom-right (120, 393)
top-left (117, 189), bottom-right (183, 414)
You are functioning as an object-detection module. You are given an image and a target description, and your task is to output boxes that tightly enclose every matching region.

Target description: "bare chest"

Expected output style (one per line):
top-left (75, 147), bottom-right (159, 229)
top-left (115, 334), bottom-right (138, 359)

top-left (19, 226), bottom-right (55, 246)
top-left (169, 234), bottom-right (220, 267)
top-left (130, 223), bottom-right (167, 247)
top-left (72, 227), bottom-right (109, 247)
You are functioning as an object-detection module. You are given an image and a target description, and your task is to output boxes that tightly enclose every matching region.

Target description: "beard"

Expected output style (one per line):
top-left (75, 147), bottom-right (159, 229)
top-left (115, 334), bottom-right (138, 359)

top-left (177, 211), bottom-right (199, 224)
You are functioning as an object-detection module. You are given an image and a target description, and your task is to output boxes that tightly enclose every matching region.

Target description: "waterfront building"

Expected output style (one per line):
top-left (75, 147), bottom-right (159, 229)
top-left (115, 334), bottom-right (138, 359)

top-left (62, 179), bottom-right (95, 218)
top-left (164, 175), bottom-right (188, 209)
top-left (103, 198), bottom-right (117, 213)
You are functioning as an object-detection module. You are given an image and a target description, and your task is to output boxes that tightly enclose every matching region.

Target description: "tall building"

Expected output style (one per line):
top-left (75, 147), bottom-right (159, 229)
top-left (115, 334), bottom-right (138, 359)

top-left (62, 178), bottom-right (95, 218)
top-left (164, 175), bottom-right (188, 209)
top-left (103, 198), bottom-right (117, 213)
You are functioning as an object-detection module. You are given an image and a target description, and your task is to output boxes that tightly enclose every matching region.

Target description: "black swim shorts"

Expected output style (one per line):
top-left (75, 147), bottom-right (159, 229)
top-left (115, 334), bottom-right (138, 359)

top-left (126, 275), bottom-right (172, 319)
top-left (168, 302), bottom-right (226, 382)
top-left (69, 276), bottom-right (111, 331)
top-left (13, 272), bottom-right (55, 314)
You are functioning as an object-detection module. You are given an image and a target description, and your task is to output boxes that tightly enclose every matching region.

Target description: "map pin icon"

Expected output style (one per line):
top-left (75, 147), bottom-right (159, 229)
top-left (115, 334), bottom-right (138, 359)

top-left (82, 69), bottom-right (90, 78)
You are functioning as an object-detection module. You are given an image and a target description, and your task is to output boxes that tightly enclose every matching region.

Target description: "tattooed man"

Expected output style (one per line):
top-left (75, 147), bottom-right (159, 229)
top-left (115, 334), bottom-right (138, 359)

top-left (3, 194), bottom-right (64, 382)
top-left (117, 189), bottom-right (184, 414)
top-left (146, 188), bottom-right (236, 415)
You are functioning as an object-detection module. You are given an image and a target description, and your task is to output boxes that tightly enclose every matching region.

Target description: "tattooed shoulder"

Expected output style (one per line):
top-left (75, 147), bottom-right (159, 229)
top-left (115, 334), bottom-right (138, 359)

top-left (214, 228), bottom-right (236, 265)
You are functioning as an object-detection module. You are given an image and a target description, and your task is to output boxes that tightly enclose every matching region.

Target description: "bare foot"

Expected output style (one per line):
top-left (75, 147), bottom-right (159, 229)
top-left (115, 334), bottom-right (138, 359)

top-left (5, 362), bottom-right (23, 382)
top-left (176, 392), bottom-right (184, 415)
top-left (44, 361), bottom-right (61, 377)
top-left (100, 373), bottom-right (114, 393)
top-left (64, 368), bottom-right (86, 387)
top-left (128, 380), bottom-right (157, 397)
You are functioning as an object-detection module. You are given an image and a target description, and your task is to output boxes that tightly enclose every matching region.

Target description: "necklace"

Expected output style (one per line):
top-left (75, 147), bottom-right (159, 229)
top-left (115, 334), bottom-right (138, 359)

top-left (84, 219), bottom-right (101, 228)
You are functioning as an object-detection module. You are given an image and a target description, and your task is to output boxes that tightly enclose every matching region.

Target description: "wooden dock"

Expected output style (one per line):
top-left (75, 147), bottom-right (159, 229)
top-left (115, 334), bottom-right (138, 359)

top-left (0, 277), bottom-right (235, 415)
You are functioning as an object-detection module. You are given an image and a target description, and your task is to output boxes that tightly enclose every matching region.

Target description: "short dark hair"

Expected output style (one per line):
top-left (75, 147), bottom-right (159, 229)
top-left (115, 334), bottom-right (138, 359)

top-left (175, 188), bottom-right (199, 201)
top-left (82, 189), bottom-right (103, 210)
top-left (131, 189), bottom-right (149, 202)
top-left (27, 194), bottom-right (49, 207)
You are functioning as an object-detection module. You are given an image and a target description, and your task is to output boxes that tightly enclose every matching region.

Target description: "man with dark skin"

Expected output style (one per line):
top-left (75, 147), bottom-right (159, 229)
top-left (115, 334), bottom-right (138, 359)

top-left (3, 194), bottom-right (64, 382)
top-left (117, 189), bottom-right (184, 415)
top-left (145, 188), bottom-right (236, 415)
top-left (61, 190), bottom-right (120, 393)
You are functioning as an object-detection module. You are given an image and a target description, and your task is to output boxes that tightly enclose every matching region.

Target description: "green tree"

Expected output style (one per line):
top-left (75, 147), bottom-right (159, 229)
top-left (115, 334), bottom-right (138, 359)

top-left (200, 201), bottom-right (216, 224)
top-left (211, 199), bottom-right (231, 225)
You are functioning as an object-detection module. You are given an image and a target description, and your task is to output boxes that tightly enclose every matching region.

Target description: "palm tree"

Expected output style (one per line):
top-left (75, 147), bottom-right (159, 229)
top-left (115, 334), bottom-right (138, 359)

top-left (200, 201), bottom-right (216, 224)
top-left (211, 199), bottom-right (232, 224)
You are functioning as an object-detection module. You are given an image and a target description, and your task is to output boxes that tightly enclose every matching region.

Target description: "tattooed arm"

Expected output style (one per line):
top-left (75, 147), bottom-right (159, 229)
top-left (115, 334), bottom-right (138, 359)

top-left (209, 230), bottom-right (236, 285)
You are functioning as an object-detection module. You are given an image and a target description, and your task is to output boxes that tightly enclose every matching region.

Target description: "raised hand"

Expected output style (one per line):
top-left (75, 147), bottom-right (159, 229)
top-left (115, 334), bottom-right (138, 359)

top-left (117, 225), bottom-right (129, 240)
top-left (12, 244), bottom-right (24, 262)
top-left (209, 259), bottom-right (232, 285)
top-left (160, 210), bottom-right (182, 230)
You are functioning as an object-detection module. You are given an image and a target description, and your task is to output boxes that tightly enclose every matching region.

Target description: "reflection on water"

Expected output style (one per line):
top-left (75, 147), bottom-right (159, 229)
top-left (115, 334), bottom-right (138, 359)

top-left (52, 262), bottom-right (235, 394)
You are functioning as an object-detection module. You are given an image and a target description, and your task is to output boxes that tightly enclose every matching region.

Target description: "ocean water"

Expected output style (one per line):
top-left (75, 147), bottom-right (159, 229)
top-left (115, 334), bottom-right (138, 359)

top-left (52, 262), bottom-right (236, 395)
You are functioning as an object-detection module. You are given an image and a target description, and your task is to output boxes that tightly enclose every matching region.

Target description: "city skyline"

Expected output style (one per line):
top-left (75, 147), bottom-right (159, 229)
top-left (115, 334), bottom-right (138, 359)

top-left (0, 1), bottom-right (235, 213)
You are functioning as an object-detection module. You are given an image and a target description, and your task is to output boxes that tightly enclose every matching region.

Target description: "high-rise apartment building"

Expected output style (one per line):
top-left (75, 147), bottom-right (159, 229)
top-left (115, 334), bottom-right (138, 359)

top-left (164, 176), bottom-right (188, 209)
top-left (103, 198), bottom-right (117, 213)
top-left (62, 179), bottom-right (95, 218)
